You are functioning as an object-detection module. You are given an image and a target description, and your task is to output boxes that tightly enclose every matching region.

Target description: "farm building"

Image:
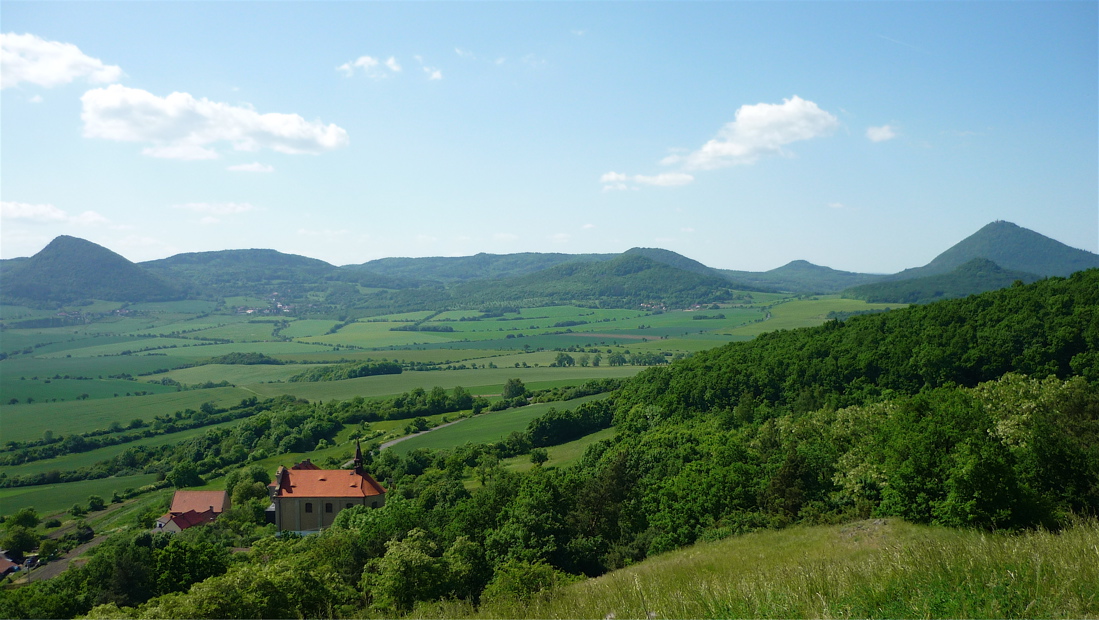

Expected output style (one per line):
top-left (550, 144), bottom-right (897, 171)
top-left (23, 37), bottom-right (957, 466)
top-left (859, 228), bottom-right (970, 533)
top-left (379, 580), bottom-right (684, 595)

top-left (267, 442), bottom-right (386, 533)
top-left (154, 490), bottom-right (230, 533)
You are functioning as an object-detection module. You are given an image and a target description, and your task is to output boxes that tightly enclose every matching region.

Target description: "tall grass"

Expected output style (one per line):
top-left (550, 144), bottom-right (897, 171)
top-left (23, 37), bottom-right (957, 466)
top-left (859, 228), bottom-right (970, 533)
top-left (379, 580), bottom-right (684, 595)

top-left (414, 519), bottom-right (1099, 619)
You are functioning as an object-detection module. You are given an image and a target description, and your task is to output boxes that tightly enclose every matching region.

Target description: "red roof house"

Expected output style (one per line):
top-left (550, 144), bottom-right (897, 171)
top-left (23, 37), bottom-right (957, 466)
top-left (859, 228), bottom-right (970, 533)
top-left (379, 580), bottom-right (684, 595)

top-left (154, 490), bottom-right (230, 533)
top-left (269, 442), bottom-right (386, 532)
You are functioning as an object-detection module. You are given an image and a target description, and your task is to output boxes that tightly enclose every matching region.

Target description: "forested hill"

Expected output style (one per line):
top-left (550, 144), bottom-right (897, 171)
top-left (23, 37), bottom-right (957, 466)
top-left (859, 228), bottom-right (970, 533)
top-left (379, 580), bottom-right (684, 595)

top-left (351, 251), bottom-right (614, 283)
top-left (886, 220), bottom-right (1099, 281)
top-left (843, 258), bottom-right (1042, 304)
top-left (450, 253), bottom-right (745, 307)
top-left (721, 259), bottom-right (886, 293)
top-left (0, 236), bottom-right (183, 304)
top-left (615, 268), bottom-right (1099, 418)
top-left (141, 248), bottom-right (341, 296)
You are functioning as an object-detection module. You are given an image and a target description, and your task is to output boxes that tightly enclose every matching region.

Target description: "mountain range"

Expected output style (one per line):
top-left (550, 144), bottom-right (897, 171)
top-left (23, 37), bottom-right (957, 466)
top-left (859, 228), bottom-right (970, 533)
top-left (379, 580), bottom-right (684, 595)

top-left (2, 221), bottom-right (1096, 309)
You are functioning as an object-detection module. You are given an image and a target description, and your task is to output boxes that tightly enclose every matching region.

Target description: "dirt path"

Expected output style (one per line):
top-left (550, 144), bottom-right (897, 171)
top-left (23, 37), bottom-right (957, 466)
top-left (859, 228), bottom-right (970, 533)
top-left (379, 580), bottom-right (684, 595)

top-left (25, 533), bottom-right (108, 582)
top-left (343, 418), bottom-right (471, 466)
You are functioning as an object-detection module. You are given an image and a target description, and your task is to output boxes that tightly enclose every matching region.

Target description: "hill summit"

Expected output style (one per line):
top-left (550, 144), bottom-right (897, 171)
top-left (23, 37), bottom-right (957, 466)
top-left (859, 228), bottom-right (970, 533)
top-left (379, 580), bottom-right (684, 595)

top-left (890, 220), bottom-right (1099, 280)
top-left (0, 235), bottom-right (183, 303)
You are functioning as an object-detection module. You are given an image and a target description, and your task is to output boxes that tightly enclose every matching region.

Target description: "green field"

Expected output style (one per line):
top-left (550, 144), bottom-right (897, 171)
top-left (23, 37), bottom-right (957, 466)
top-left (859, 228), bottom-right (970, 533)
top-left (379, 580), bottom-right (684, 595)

top-left (0, 473), bottom-right (160, 516)
top-left (143, 363), bottom-right (313, 385)
top-left (247, 366), bottom-right (643, 401)
top-left (0, 418), bottom-right (246, 479)
top-left (280, 319), bottom-right (341, 339)
top-left (3, 377), bottom-right (179, 404)
top-left (498, 426), bottom-right (616, 474)
top-left (1, 387), bottom-right (254, 443)
top-left (723, 297), bottom-right (904, 337)
top-left (391, 394), bottom-right (608, 454)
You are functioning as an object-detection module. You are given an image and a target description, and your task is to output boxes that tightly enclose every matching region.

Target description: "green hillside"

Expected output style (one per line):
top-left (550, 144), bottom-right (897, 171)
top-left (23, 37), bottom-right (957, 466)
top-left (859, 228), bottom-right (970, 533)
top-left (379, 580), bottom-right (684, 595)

top-left (353, 251), bottom-right (614, 283)
top-left (452, 253), bottom-right (740, 307)
top-left (141, 248), bottom-right (340, 296)
top-left (843, 257), bottom-right (1042, 304)
top-left (721, 259), bottom-right (886, 293)
top-left (0, 236), bottom-right (183, 304)
top-left (888, 220), bottom-right (1099, 280)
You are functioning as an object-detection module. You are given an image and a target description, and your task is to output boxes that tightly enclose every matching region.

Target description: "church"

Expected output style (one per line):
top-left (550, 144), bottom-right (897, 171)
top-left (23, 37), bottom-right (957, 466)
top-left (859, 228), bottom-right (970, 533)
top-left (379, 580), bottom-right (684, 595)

top-left (267, 442), bottom-right (386, 533)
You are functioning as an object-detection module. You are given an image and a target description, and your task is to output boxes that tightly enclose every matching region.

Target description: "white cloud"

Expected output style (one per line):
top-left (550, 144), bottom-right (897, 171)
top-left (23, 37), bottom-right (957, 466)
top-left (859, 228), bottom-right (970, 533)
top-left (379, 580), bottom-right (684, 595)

top-left (684, 96), bottom-right (838, 170)
top-left (681, 227), bottom-right (695, 233)
top-left (0, 33), bottom-right (123, 89)
top-left (455, 48), bottom-right (475, 59)
top-left (338, 55), bottom-right (401, 78)
top-left (582, 223), bottom-right (596, 230)
top-left (173, 202), bottom-right (256, 215)
top-left (634, 172), bottom-right (694, 187)
top-left (424, 67), bottom-right (443, 80)
top-left (199, 216), bottom-right (220, 225)
top-left (81, 85), bottom-right (349, 160)
top-left (228, 162), bottom-right (274, 173)
top-left (827, 202), bottom-right (846, 209)
top-left (0, 201), bottom-right (109, 226)
top-left (1, 201), bottom-right (68, 222)
top-left (866, 124), bottom-right (897, 142)
top-left (600, 171), bottom-right (694, 191)
top-left (29, 94), bottom-right (42, 103)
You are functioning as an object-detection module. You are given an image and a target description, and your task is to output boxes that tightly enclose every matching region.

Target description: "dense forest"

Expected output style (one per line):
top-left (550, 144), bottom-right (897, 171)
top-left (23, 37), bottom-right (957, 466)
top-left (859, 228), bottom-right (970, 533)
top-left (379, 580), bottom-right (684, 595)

top-left (2, 270), bottom-right (1096, 619)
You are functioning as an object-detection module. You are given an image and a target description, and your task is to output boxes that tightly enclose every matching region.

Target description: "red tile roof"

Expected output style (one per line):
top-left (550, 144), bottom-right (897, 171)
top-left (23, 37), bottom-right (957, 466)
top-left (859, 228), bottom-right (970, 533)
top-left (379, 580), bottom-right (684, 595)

top-left (0, 556), bottom-right (17, 575)
top-left (272, 467), bottom-right (386, 499)
top-left (169, 509), bottom-right (216, 530)
top-left (170, 490), bottom-right (229, 515)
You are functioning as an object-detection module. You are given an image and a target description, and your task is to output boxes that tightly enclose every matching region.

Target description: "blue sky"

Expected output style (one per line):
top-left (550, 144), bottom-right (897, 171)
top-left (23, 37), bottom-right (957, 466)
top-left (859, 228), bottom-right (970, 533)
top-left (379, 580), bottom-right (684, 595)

top-left (2, 1), bottom-right (1096, 273)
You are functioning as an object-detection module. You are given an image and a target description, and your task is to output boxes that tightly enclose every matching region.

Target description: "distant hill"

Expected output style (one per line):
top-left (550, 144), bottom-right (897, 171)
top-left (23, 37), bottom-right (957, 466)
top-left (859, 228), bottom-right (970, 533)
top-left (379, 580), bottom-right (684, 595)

top-left (451, 253), bottom-right (739, 307)
top-left (720, 260), bottom-right (886, 294)
top-left (351, 252), bottom-right (614, 283)
top-left (844, 258), bottom-right (1042, 304)
top-left (887, 220), bottom-right (1099, 281)
top-left (623, 247), bottom-right (727, 279)
top-left (0, 236), bottom-right (183, 304)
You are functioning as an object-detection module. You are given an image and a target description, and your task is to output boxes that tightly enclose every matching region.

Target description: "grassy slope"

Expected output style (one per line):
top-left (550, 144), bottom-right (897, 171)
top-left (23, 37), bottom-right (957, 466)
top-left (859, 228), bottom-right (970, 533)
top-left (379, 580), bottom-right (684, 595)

top-left (390, 394), bottom-right (609, 455)
top-left (422, 519), bottom-right (1099, 619)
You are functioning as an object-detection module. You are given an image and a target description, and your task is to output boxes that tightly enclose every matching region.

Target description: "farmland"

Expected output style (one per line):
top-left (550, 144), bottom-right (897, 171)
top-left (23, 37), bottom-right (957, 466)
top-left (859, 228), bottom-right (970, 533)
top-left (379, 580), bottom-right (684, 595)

top-left (0, 294), bottom-right (902, 518)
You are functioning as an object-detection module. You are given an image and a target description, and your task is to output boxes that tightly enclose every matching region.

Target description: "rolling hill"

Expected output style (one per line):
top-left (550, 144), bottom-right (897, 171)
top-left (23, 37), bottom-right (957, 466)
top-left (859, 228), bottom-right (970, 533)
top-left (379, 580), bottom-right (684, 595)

top-left (844, 257), bottom-right (1042, 304)
top-left (721, 259), bottom-right (886, 293)
top-left (0, 236), bottom-right (183, 304)
top-left (886, 220), bottom-right (1099, 281)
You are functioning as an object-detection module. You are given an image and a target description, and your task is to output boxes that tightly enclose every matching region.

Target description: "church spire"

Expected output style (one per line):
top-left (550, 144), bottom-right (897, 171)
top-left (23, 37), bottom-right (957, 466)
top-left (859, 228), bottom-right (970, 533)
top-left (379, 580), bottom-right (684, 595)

top-left (353, 439), bottom-right (363, 470)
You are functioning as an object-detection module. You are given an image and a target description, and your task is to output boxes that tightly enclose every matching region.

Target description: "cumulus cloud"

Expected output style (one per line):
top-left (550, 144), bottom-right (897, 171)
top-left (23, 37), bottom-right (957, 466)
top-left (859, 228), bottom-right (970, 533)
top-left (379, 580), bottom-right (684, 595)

top-left (228, 162), bottom-right (274, 173)
top-left (682, 96), bottom-right (838, 169)
top-left (601, 96), bottom-right (836, 192)
top-left (0, 201), bottom-right (108, 225)
top-left (600, 171), bottom-right (694, 191)
top-left (1, 33), bottom-right (123, 89)
top-left (866, 124), bottom-right (897, 142)
top-left (338, 55), bottom-right (401, 78)
top-left (81, 85), bottom-right (349, 160)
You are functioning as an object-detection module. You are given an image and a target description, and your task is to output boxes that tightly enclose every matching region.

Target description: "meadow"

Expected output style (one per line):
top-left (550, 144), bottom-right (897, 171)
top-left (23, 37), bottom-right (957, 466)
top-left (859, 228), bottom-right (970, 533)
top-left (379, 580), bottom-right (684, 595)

top-left (422, 519), bottom-right (1099, 619)
top-left (0, 473), bottom-right (160, 516)
top-left (390, 394), bottom-right (609, 455)
top-left (1, 387), bottom-right (253, 443)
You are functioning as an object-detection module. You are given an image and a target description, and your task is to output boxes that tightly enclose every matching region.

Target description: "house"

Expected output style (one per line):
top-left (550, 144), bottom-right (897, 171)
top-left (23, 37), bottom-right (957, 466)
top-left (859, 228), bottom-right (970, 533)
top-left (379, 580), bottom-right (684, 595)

top-left (154, 490), bottom-right (230, 533)
top-left (268, 442), bottom-right (386, 533)
top-left (0, 554), bottom-right (18, 578)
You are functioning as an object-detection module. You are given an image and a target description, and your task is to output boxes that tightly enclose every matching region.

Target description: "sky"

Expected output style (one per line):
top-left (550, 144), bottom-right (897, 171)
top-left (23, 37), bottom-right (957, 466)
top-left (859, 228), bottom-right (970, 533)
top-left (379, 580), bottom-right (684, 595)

top-left (2, 1), bottom-right (1096, 273)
